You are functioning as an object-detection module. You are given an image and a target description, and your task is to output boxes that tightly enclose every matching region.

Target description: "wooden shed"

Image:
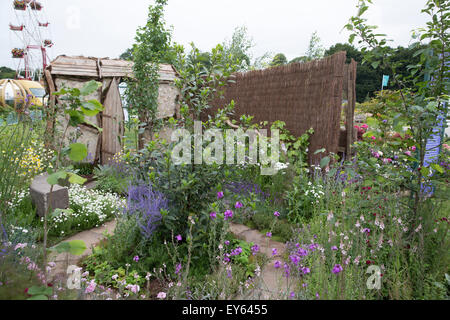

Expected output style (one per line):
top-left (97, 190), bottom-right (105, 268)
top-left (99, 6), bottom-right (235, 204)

top-left (43, 55), bottom-right (179, 164)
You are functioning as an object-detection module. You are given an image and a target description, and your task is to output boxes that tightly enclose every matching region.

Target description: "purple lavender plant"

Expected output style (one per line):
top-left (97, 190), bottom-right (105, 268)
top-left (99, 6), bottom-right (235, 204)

top-left (125, 184), bottom-right (168, 240)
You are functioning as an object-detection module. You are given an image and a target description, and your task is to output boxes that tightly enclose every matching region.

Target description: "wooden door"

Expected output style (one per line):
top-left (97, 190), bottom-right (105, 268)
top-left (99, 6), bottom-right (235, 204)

top-left (101, 77), bottom-right (124, 164)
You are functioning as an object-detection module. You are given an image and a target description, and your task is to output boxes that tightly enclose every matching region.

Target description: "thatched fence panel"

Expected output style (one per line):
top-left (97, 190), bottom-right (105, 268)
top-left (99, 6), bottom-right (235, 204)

top-left (205, 51), bottom-right (352, 165)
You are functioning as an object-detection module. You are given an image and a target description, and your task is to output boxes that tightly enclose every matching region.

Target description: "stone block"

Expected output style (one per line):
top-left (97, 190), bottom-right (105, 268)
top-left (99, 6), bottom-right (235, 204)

top-left (30, 173), bottom-right (69, 217)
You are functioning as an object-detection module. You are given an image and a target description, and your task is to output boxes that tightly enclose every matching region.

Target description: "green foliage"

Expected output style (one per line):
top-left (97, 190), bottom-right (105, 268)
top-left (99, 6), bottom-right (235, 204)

top-left (174, 43), bottom-right (239, 123)
top-left (270, 53), bottom-right (287, 67)
top-left (222, 26), bottom-right (254, 71)
top-left (325, 43), bottom-right (424, 102)
top-left (94, 164), bottom-right (129, 195)
top-left (50, 240), bottom-right (87, 256)
top-left (125, 0), bottom-right (176, 148)
top-left (0, 66), bottom-right (15, 79)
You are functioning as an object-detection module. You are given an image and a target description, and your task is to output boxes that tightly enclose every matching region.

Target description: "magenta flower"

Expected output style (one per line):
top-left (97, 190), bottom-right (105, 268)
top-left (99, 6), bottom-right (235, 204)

top-left (411, 146), bottom-right (416, 151)
top-left (210, 212), bottom-right (217, 220)
top-left (217, 191), bottom-right (224, 199)
top-left (224, 210), bottom-right (233, 221)
top-left (274, 211), bottom-right (280, 217)
top-left (290, 292), bottom-right (295, 299)
top-left (235, 201), bottom-right (243, 209)
top-left (175, 234), bottom-right (182, 242)
top-left (133, 255), bottom-right (139, 262)
top-left (332, 264), bottom-right (343, 274)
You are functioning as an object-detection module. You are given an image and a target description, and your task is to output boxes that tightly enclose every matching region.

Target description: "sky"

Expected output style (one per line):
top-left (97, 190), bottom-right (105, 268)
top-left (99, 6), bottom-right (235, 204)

top-left (1, 0), bottom-right (431, 70)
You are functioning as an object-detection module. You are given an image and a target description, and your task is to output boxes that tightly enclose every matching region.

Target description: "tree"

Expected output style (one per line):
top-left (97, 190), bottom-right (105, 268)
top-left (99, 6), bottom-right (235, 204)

top-left (0, 67), bottom-right (15, 79)
top-left (125, 0), bottom-right (175, 149)
top-left (119, 47), bottom-right (134, 61)
top-left (325, 43), bottom-right (424, 102)
top-left (290, 31), bottom-right (325, 64)
top-left (306, 31), bottom-right (325, 60)
top-left (270, 53), bottom-right (287, 67)
top-left (222, 26), bottom-right (254, 71)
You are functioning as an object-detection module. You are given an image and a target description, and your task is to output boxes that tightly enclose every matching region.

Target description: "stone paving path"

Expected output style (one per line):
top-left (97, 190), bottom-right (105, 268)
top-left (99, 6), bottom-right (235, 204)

top-left (230, 223), bottom-right (296, 299)
top-left (47, 206), bottom-right (293, 299)
top-left (48, 219), bottom-right (117, 281)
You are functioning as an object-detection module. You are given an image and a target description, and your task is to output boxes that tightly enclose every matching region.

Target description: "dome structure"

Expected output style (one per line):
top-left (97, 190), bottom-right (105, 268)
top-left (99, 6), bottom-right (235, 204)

top-left (0, 79), bottom-right (46, 110)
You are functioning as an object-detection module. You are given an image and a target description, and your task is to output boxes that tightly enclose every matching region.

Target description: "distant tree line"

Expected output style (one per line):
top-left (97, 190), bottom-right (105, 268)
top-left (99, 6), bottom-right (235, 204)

top-left (119, 26), bottom-right (424, 103)
top-left (0, 67), bottom-right (15, 80)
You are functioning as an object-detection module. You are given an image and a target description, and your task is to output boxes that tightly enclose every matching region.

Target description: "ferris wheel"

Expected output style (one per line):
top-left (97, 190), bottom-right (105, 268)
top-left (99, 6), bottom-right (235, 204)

top-left (9, 0), bottom-right (53, 81)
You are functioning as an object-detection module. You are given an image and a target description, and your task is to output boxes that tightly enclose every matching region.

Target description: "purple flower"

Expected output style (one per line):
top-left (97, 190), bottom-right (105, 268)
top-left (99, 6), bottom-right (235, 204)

top-left (224, 210), bottom-right (233, 221)
top-left (274, 260), bottom-right (281, 269)
top-left (175, 234), bottom-right (182, 242)
top-left (133, 255), bottom-right (139, 262)
top-left (251, 244), bottom-right (259, 255)
top-left (175, 263), bottom-right (182, 275)
top-left (266, 232), bottom-right (272, 238)
top-left (290, 292), bottom-right (295, 299)
top-left (272, 248), bottom-right (278, 256)
top-left (284, 263), bottom-right (291, 278)
top-left (289, 255), bottom-right (300, 265)
top-left (224, 240), bottom-right (230, 246)
top-left (217, 191), bottom-right (224, 199)
top-left (331, 246), bottom-right (338, 251)
top-left (274, 211), bottom-right (280, 217)
top-left (235, 201), bottom-right (243, 209)
top-left (332, 264), bottom-right (343, 274)
top-left (302, 283), bottom-right (308, 288)
top-left (126, 184), bottom-right (168, 240)
top-left (230, 247), bottom-right (243, 256)
top-left (210, 212), bottom-right (217, 220)
top-left (297, 248), bottom-right (308, 256)
top-left (302, 267), bottom-right (310, 275)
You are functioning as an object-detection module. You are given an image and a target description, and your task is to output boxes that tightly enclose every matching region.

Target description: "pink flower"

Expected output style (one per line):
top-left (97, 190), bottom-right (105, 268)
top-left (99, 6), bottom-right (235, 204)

top-left (274, 211), bottom-right (280, 217)
top-left (157, 292), bottom-right (166, 299)
top-left (210, 212), bottom-right (217, 219)
top-left (85, 280), bottom-right (97, 294)
top-left (175, 235), bottom-right (182, 242)
top-left (235, 202), bottom-right (243, 209)
top-left (411, 146), bottom-right (416, 151)
top-left (405, 151), bottom-right (412, 156)
top-left (371, 136), bottom-right (376, 140)
top-left (217, 191), bottom-right (224, 199)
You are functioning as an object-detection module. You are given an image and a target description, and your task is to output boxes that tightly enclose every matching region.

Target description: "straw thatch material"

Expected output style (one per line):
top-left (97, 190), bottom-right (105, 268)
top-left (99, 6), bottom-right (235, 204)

top-left (205, 51), bottom-right (351, 165)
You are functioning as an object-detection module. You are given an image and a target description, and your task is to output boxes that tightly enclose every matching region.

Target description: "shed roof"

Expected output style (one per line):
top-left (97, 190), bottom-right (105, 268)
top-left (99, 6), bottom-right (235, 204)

top-left (48, 55), bottom-right (177, 82)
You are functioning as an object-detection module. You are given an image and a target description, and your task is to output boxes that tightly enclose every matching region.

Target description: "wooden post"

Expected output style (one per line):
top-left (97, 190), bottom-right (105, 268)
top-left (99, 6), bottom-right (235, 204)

top-left (345, 59), bottom-right (357, 158)
top-left (44, 69), bottom-right (56, 149)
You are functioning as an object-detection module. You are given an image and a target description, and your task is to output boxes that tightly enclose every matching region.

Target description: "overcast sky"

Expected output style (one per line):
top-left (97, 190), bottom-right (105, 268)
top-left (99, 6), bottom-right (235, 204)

top-left (1, 0), bottom-right (430, 70)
